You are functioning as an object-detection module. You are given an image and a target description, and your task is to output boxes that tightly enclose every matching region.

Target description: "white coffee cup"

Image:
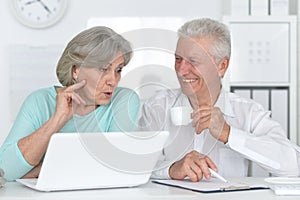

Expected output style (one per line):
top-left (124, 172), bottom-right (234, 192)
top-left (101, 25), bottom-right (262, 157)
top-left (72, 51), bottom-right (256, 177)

top-left (170, 106), bottom-right (192, 126)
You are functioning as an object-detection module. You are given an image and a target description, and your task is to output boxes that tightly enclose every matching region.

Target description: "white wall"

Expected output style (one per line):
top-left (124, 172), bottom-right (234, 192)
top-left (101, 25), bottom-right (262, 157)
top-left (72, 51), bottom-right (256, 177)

top-left (1, 0), bottom-right (299, 146)
top-left (298, 1), bottom-right (300, 145)
top-left (0, 0), bottom-right (224, 145)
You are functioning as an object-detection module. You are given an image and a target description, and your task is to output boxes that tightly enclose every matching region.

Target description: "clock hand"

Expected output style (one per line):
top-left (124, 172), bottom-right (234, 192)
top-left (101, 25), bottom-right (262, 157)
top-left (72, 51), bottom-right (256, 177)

top-left (25, 0), bottom-right (38, 5)
top-left (37, 0), bottom-right (52, 14)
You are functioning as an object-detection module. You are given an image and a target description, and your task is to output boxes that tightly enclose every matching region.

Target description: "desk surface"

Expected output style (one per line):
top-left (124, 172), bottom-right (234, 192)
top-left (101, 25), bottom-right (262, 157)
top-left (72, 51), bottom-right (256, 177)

top-left (1, 177), bottom-right (300, 200)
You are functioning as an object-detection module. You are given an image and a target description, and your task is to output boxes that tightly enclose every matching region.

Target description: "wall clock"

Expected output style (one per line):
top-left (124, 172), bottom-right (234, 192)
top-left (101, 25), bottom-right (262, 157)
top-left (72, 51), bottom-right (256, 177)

top-left (9, 0), bottom-right (68, 29)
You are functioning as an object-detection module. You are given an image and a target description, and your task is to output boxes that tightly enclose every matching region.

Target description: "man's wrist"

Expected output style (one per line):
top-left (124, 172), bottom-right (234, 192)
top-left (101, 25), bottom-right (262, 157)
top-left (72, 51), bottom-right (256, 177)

top-left (221, 123), bottom-right (230, 143)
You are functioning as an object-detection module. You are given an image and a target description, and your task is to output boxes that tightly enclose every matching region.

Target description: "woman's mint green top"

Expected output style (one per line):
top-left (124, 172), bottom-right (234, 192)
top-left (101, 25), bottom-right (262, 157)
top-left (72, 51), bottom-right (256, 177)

top-left (0, 86), bottom-right (140, 181)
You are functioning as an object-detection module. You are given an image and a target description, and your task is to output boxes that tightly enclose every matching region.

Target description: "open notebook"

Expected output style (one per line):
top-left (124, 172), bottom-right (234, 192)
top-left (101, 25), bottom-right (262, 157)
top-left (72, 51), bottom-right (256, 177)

top-left (153, 177), bottom-right (269, 193)
top-left (17, 131), bottom-right (169, 192)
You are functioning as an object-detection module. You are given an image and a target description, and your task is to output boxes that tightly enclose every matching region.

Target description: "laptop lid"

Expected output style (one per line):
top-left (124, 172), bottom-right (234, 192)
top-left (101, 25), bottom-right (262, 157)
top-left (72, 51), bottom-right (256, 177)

top-left (17, 131), bottom-right (169, 191)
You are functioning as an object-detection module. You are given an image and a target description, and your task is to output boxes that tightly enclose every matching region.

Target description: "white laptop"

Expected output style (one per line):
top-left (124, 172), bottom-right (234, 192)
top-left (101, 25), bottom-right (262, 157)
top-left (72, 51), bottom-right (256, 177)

top-left (17, 131), bottom-right (169, 192)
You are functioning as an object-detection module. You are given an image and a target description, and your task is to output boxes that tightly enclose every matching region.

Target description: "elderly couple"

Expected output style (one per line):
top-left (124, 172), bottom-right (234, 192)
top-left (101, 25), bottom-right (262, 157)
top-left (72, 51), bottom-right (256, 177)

top-left (0, 18), bottom-right (299, 181)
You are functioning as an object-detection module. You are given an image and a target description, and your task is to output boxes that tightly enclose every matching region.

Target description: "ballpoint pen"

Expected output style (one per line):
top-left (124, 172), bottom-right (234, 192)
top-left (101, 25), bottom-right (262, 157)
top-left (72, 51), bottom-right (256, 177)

top-left (209, 168), bottom-right (228, 183)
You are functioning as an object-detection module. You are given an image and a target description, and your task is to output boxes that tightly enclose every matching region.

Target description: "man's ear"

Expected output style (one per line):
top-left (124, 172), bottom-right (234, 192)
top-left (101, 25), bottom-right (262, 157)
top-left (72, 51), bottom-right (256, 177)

top-left (217, 58), bottom-right (229, 77)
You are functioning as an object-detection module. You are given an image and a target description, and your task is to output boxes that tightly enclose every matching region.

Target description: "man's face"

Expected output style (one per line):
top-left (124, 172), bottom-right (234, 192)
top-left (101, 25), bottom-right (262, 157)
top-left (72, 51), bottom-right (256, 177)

top-left (174, 36), bottom-right (222, 104)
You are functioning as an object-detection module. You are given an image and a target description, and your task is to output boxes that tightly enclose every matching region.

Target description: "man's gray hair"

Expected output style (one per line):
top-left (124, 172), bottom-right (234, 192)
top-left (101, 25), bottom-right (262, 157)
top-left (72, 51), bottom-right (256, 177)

top-left (56, 26), bottom-right (132, 86)
top-left (178, 18), bottom-right (231, 64)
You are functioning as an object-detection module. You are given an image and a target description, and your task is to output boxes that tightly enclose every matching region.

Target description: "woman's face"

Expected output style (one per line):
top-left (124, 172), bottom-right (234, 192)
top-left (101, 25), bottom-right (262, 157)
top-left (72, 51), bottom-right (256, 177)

top-left (74, 53), bottom-right (125, 106)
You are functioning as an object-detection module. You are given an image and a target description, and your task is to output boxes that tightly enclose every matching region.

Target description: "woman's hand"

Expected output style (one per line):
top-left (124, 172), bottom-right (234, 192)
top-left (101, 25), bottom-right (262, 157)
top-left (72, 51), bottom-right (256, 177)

top-left (18, 81), bottom-right (87, 167)
top-left (22, 162), bottom-right (43, 179)
top-left (54, 80), bottom-right (87, 124)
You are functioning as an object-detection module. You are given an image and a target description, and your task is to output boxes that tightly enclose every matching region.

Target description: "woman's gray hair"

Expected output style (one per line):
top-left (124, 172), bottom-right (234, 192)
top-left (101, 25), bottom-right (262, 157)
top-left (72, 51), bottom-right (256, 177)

top-left (178, 18), bottom-right (231, 64)
top-left (56, 26), bottom-right (132, 86)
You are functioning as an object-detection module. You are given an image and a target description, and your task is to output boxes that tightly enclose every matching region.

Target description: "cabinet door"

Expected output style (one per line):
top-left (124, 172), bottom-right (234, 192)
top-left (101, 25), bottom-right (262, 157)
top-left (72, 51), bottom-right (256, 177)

top-left (229, 22), bottom-right (289, 83)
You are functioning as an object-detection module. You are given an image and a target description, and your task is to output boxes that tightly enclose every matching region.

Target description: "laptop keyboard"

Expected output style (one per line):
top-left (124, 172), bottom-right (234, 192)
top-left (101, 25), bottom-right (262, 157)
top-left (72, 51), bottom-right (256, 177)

top-left (272, 185), bottom-right (300, 195)
top-left (22, 178), bottom-right (38, 185)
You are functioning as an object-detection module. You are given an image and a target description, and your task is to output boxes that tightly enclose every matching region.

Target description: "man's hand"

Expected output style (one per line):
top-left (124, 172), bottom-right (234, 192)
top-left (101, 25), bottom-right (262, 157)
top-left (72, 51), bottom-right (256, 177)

top-left (169, 150), bottom-right (217, 182)
top-left (191, 106), bottom-right (230, 143)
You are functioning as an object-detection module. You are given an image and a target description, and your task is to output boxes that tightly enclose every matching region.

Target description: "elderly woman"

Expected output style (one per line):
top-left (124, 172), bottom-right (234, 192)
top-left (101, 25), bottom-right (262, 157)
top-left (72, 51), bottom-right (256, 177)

top-left (0, 26), bottom-right (140, 181)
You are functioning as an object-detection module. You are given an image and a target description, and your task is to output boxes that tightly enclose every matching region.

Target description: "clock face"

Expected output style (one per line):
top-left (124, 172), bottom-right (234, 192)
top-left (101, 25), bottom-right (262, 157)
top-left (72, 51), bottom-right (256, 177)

top-left (10, 0), bottom-right (68, 29)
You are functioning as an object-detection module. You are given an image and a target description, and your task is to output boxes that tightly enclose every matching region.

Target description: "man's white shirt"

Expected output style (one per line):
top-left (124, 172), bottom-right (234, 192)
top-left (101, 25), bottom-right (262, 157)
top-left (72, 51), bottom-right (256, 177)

top-left (139, 89), bottom-right (299, 179)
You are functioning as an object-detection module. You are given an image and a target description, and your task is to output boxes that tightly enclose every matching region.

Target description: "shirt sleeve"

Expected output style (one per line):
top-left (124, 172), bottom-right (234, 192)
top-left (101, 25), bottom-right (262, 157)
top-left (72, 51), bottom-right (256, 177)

top-left (0, 143), bottom-right (34, 181)
top-left (140, 99), bottom-right (172, 179)
top-left (139, 97), bottom-right (168, 132)
top-left (227, 108), bottom-right (299, 176)
top-left (0, 93), bottom-right (42, 181)
top-left (151, 160), bottom-right (171, 179)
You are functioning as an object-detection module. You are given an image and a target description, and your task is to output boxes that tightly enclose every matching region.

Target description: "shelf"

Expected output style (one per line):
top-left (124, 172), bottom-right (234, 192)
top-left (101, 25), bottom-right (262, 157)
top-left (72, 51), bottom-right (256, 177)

top-left (229, 82), bottom-right (291, 87)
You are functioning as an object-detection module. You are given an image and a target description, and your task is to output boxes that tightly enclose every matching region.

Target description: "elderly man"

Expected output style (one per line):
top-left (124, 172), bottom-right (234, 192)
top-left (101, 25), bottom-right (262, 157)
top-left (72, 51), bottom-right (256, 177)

top-left (140, 18), bottom-right (299, 182)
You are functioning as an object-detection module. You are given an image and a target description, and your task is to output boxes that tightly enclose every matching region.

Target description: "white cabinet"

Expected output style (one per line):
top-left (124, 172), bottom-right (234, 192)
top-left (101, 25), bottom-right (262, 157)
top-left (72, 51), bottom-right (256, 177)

top-left (230, 23), bottom-right (289, 83)
top-left (223, 16), bottom-right (297, 176)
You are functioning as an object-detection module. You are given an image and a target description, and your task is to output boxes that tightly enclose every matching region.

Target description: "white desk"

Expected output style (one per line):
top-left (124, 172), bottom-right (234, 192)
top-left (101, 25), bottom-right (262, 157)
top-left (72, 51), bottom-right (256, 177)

top-left (1, 178), bottom-right (299, 200)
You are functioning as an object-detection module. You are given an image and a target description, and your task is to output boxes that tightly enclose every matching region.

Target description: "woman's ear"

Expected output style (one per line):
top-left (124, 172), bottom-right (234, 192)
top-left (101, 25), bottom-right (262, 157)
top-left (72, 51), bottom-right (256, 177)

top-left (217, 58), bottom-right (229, 77)
top-left (72, 65), bottom-right (80, 80)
